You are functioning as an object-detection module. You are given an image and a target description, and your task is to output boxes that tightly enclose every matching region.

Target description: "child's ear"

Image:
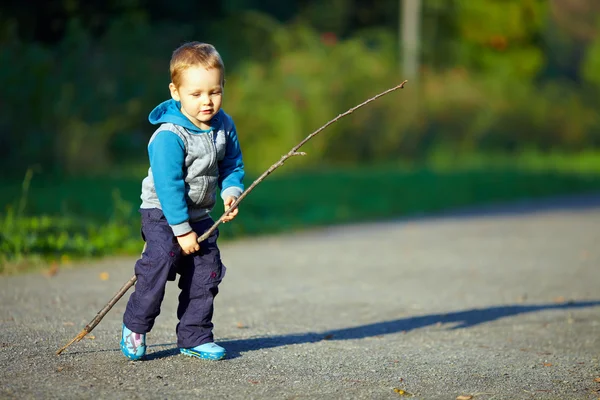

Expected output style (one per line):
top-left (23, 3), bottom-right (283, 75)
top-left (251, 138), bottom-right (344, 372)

top-left (169, 83), bottom-right (180, 101)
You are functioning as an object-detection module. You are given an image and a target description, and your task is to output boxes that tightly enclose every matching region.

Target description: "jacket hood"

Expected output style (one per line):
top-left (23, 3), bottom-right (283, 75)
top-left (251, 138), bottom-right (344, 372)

top-left (148, 99), bottom-right (206, 132)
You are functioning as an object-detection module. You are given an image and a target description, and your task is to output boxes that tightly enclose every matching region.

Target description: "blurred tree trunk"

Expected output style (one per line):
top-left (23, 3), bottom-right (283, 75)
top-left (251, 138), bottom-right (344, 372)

top-left (401, 0), bottom-right (421, 79)
top-left (550, 0), bottom-right (600, 41)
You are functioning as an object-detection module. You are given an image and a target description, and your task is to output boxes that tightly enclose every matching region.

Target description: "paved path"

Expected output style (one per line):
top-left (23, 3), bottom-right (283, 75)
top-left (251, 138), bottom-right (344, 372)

top-left (1, 195), bottom-right (600, 399)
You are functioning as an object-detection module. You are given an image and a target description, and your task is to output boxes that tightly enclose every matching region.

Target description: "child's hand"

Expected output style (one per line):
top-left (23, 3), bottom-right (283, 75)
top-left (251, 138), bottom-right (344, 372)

top-left (177, 231), bottom-right (200, 255)
top-left (222, 196), bottom-right (239, 223)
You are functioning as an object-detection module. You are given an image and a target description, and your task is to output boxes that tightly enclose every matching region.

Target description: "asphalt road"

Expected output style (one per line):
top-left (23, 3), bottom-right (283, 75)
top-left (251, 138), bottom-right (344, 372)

top-left (1, 194), bottom-right (600, 400)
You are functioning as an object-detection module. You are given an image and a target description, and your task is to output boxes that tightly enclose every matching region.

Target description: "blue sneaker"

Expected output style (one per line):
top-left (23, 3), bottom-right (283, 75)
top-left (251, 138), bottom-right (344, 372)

top-left (120, 324), bottom-right (146, 361)
top-left (180, 343), bottom-right (226, 360)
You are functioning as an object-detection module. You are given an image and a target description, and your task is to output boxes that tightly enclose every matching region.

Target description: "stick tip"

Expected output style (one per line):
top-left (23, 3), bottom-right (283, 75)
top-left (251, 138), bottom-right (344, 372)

top-left (55, 329), bottom-right (89, 355)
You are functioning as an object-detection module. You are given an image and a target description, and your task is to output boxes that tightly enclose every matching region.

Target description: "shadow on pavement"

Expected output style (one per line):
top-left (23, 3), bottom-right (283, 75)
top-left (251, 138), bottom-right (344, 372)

top-left (144, 346), bottom-right (180, 361)
top-left (218, 300), bottom-right (600, 359)
top-left (119, 300), bottom-right (599, 361)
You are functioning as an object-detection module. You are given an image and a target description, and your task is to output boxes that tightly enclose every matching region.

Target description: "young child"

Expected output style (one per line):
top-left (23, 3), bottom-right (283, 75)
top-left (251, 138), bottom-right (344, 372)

top-left (120, 42), bottom-right (244, 361)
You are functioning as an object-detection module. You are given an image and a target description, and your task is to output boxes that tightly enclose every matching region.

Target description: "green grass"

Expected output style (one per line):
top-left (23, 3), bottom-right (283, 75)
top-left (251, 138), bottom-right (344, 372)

top-left (233, 166), bottom-right (600, 235)
top-left (427, 149), bottom-right (600, 174)
top-left (2, 161), bottom-right (600, 274)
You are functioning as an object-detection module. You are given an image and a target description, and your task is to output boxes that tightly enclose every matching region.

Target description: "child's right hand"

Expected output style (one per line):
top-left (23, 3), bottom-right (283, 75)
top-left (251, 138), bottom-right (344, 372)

top-left (177, 231), bottom-right (200, 255)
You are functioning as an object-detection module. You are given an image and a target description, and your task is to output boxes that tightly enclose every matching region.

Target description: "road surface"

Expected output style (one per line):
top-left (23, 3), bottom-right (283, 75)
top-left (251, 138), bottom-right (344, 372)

top-left (1, 194), bottom-right (600, 399)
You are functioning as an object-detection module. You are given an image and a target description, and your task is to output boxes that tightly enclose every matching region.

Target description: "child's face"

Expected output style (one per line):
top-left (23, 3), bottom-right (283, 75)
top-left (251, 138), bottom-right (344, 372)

top-left (169, 66), bottom-right (223, 130)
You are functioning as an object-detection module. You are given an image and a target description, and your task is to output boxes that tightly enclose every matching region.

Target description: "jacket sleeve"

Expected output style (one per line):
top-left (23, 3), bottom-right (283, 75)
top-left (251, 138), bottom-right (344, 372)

top-left (148, 130), bottom-right (192, 236)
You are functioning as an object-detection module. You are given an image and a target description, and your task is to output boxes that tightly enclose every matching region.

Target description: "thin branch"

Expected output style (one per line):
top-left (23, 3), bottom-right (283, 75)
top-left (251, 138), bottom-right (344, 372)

top-left (56, 80), bottom-right (407, 355)
top-left (56, 272), bottom-right (139, 354)
top-left (202, 80), bottom-right (407, 241)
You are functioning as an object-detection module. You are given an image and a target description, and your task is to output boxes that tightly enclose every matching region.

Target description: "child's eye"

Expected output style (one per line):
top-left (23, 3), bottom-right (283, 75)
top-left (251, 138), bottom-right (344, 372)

top-left (211, 92), bottom-right (222, 96)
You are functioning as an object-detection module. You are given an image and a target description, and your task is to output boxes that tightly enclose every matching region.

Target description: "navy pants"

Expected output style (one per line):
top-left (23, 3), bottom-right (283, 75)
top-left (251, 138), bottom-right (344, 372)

top-left (123, 208), bottom-right (226, 348)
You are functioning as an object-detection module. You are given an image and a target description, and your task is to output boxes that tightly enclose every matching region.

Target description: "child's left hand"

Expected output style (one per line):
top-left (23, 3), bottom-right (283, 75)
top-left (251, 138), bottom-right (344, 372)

top-left (222, 196), bottom-right (239, 223)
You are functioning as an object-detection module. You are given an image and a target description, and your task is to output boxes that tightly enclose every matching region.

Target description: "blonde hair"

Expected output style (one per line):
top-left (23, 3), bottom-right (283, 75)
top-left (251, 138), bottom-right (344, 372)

top-left (170, 42), bottom-right (225, 87)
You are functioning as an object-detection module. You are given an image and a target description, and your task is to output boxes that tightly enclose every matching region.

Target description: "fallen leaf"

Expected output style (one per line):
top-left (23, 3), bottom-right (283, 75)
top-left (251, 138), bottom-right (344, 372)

top-left (595, 377), bottom-right (600, 383)
top-left (553, 296), bottom-right (566, 303)
top-left (543, 362), bottom-right (553, 367)
top-left (236, 322), bottom-right (247, 329)
top-left (456, 396), bottom-right (473, 400)
top-left (99, 272), bottom-right (110, 281)
top-left (393, 388), bottom-right (412, 396)
top-left (248, 380), bottom-right (259, 384)
top-left (43, 263), bottom-right (59, 277)
top-left (56, 367), bottom-right (64, 372)
top-left (323, 334), bottom-right (334, 340)
top-left (86, 335), bottom-right (96, 340)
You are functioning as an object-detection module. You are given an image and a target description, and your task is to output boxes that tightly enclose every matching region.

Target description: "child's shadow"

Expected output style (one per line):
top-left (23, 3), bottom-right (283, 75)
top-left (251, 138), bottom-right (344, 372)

top-left (147, 300), bottom-right (600, 360)
top-left (145, 346), bottom-right (181, 361)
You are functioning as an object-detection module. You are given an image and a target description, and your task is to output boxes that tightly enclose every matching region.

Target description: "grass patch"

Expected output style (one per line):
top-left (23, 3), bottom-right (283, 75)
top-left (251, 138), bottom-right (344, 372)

top-left (230, 166), bottom-right (600, 235)
top-left (2, 163), bottom-right (600, 274)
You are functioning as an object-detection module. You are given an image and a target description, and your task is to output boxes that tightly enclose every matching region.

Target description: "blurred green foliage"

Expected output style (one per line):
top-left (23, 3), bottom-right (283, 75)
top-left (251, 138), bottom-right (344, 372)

top-left (1, 0), bottom-right (599, 175)
top-left (2, 0), bottom-right (600, 272)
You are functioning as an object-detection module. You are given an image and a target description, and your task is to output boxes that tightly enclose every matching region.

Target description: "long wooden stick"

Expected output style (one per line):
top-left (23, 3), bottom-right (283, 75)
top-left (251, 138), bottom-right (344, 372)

top-left (56, 80), bottom-right (407, 355)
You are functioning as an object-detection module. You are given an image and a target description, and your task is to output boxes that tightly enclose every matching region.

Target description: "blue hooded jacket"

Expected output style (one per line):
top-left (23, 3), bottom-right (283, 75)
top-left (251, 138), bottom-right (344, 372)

top-left (140, 99), bottom-right (245, 236)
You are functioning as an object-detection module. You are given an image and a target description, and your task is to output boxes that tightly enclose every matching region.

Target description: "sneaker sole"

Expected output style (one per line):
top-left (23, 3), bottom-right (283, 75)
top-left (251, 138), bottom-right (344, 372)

top-left (180, 348), bottom-right (226, 360)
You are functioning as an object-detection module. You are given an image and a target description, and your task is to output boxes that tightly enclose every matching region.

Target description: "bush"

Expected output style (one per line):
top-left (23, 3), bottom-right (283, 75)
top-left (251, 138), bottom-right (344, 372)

top-left (0, 14), bottom-right (192, 175)
top-left (1, 11), bottom-right (599, 176)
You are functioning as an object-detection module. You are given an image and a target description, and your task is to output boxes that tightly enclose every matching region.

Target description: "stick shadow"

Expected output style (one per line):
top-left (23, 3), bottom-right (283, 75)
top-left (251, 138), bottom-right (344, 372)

top-left (217, 300), bottom-right (600, 359)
